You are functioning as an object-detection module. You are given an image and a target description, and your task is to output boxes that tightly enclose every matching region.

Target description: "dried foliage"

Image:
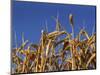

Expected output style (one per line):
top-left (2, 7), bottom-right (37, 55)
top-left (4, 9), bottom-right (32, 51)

top-left (11, 14), bottom-right (96, 74)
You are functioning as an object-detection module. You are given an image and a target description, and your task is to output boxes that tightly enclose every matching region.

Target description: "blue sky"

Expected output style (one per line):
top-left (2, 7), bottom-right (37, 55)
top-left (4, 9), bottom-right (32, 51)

top-left (12, 1), bottom-right (96, 48)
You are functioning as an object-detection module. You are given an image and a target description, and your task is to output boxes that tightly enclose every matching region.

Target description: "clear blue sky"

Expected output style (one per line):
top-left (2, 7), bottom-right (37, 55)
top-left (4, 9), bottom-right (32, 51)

top-left (12, 1), bottom-right (96, 48)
